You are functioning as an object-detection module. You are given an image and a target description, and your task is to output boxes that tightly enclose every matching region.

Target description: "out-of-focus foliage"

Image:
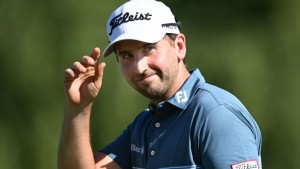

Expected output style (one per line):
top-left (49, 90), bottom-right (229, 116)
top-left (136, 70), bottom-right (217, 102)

top-left (0, 0), bottom-right (299, 168)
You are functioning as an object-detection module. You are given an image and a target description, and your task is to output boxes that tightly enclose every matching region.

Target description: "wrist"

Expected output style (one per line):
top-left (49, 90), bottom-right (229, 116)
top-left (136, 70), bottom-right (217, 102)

top-left (65, 101), bottom-right (93, 118)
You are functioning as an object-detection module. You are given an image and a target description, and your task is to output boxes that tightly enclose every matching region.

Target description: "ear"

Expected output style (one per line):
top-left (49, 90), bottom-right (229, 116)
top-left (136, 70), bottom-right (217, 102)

top-left (175, 33), bottom-right (186, 61)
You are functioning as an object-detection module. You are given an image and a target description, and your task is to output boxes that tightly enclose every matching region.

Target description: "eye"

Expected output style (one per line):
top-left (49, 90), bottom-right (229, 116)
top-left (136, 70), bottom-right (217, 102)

top-left (118, 52), bottom-right (134, 61)
top-left (144, 44), bottom-right (156, 54)
top-left (146, 46), bottom-right (154, 52)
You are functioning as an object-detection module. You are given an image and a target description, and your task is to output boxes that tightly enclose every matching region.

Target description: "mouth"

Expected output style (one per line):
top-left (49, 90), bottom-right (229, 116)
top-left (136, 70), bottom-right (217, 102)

top-left (137, 74), bottom-right (157, 83)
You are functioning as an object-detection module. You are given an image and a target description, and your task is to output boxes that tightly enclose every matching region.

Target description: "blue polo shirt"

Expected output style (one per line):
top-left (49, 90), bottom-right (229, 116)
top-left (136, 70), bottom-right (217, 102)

top-left (100, 69), bottom-right (262, 169)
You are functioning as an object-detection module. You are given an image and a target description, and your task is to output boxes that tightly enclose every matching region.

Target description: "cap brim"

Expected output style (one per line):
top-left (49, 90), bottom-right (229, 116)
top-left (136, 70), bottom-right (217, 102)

top-left (102, 30), bottom-right (166, 57)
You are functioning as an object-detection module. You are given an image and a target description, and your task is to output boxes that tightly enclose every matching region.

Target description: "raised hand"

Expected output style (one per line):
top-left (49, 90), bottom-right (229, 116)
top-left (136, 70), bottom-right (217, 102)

top-left (63, 47), bottom-right (106, 109)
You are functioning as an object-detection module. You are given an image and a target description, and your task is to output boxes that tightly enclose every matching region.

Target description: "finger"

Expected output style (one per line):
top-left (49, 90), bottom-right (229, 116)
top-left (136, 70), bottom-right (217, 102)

top-left (72, 61), bottom-right (87, 73)
top-left (91, 47), bottom-right (101, 61)
top-left (81, 56), bottom-right (95, 67)
top-left (94, 62), bottom-right (106, 89)
top-left (64, 68), bottom-right (76, 82)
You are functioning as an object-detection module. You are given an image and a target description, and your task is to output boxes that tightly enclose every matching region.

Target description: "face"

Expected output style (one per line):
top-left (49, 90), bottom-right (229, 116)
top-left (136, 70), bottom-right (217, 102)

top-left (115, 36), bottom-right (180, 103)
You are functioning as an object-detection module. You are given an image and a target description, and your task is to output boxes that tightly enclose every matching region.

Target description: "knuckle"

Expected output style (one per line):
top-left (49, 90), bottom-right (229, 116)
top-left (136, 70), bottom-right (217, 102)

top-left (81, 56), bottom-right (89, 64)
top-left (64, 68), bottom-right (72, 75)
top-left (82, 56), bottom-right (94, 65)
top-left (72, 62), bottom-right (81, 68)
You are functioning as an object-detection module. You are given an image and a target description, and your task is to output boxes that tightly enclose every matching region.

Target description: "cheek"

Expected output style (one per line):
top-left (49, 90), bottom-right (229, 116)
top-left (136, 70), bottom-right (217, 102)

top-left (120, 63), bottom-right (134, 82)
top-left (151, 48), bottom-right (176, 67)
top-left (151, 50), bottom-right (168, 67)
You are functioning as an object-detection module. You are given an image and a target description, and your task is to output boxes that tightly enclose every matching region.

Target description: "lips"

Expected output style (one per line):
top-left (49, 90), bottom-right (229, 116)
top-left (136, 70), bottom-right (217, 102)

top-left (138, 74), bottom-right (155, 82)
top-left (136, 71), bottom-right (159, 84)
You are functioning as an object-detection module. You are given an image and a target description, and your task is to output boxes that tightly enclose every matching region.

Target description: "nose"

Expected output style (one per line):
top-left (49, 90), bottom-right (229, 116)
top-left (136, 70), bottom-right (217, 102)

top-left (134, 52), bottom-right (148, 74)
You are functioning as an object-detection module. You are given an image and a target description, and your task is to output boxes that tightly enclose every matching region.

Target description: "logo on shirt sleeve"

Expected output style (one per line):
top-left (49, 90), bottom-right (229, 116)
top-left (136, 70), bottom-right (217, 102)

top-left (231, 160), bottom-right (259, 169)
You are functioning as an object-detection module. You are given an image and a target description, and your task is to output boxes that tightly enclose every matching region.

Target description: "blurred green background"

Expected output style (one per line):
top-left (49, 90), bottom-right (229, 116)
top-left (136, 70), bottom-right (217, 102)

top-left (0, 0), bottom-right (299, 168)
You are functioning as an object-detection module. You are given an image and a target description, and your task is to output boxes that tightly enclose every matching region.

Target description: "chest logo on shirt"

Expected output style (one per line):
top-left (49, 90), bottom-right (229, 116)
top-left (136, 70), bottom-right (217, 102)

top-left (131, 144), bottom-right (144, 155)
top-left (176, 90), bottom-right (188, 103)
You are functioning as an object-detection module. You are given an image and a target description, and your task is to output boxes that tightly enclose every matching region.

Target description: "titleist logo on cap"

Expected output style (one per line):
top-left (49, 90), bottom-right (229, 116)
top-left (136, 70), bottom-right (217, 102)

top-left (109, 12), bottom-right (152, 36)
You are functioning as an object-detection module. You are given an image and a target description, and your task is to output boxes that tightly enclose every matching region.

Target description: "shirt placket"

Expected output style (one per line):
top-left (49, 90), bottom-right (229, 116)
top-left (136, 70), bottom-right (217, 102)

top-left (146, 103), bottom-right (165, 165)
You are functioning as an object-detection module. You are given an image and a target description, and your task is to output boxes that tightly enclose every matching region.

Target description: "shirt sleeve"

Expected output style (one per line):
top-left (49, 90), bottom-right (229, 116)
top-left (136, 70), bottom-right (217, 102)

top-left (197, 105), bottom-right (261, 169)
top-left (99, 127), bottom-right (132, 169)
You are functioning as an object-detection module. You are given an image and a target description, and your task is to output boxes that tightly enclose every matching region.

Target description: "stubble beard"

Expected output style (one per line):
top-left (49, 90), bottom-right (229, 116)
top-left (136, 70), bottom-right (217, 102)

top-left (135, 67), bottom-right (178, 101)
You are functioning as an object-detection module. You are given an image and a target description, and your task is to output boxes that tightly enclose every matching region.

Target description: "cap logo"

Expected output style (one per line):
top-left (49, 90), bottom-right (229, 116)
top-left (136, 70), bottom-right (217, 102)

top-left (109, 12), bottom-right (152, 36)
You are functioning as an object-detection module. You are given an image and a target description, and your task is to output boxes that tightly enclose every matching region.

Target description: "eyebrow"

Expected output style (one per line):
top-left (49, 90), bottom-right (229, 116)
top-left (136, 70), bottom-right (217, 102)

top-left (141, 42), bottom-right (158, 50)
top-left (143, 42), bottom-right (157, 46)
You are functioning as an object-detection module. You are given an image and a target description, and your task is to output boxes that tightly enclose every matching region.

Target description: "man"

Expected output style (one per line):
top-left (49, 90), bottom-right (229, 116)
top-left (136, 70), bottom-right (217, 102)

top-left (58, 0), bottom-right (262, 168)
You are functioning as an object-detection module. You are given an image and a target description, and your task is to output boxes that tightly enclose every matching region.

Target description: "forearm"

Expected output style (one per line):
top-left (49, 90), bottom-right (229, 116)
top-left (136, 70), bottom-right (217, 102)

top-left (58, 103), bottom-right (96, 169)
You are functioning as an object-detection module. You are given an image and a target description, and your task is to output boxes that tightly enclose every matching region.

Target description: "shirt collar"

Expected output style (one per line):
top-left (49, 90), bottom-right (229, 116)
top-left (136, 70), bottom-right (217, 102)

top-left (148, 68), bottom-right (206, 114)
top-left (166, 68), bottom-right (205, 109)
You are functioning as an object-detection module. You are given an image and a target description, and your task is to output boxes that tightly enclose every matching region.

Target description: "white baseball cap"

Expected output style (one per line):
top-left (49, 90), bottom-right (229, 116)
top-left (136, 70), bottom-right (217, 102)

top-left (102, 0), bottom-right (181, 57)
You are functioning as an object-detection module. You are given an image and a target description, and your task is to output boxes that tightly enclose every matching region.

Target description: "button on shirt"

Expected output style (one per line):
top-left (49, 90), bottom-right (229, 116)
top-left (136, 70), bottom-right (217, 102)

top-left (155, 122), bottom-right (160, 128)
top-left (100, 69), bottom-right (262, 169)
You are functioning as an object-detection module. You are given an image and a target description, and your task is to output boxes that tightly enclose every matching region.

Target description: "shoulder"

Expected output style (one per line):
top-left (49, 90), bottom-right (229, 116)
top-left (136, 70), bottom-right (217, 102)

top-left (190, 82), bottom-right (249, 116)
top-left (189, 82), bottom-right (261, 142)
top-left (189, 82), bottom-right (262, 155)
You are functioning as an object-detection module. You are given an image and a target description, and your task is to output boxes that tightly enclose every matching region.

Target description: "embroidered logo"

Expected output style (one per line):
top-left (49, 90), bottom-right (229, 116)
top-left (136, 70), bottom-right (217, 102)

top-left (176, 90), bottom-right (188, 103)
top-left (231, 160), bottom-right (259, 169)
top-left (109, 12), bottom-right (152, 35)
top-left (131, 144), bottom-right (145, 155)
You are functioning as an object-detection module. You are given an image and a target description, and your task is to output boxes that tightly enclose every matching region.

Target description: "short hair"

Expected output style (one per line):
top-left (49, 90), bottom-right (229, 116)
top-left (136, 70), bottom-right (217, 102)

top-left (164, 33), bottom-right (177, 47)
top-left (164, 33), bottom-right (187, 65)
